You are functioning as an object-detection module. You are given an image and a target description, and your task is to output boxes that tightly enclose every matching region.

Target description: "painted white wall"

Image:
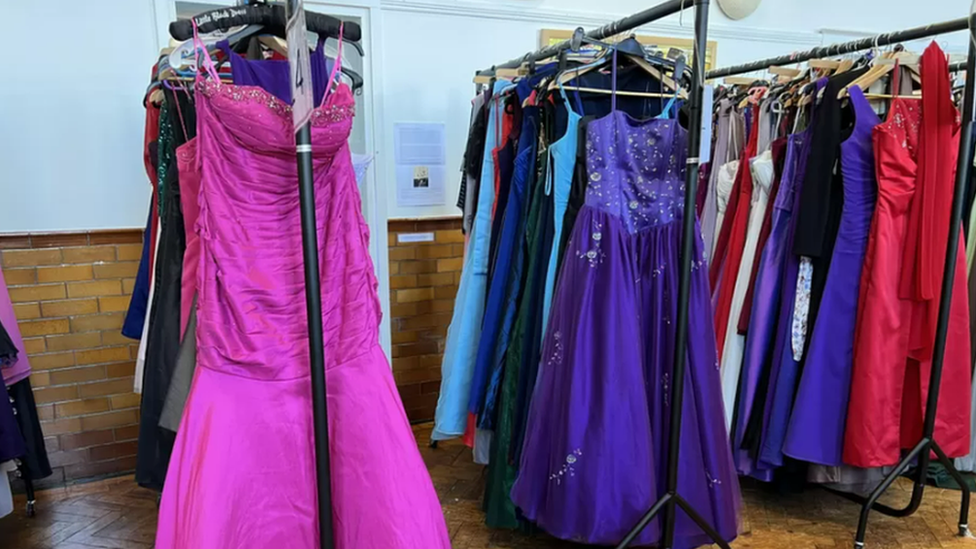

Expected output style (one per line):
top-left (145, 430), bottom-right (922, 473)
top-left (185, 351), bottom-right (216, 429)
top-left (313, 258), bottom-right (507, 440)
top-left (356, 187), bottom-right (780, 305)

top-left (379, 0), bottom-right (971, 218)
top-left (0, 1), bottom-right (162, 232)
top-left (0, 0), bottom-right (971, 230)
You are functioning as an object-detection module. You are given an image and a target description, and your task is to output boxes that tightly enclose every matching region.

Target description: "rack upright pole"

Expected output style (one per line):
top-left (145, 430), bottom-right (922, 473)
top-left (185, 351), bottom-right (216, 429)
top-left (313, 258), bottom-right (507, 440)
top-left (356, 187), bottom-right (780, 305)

top-left (296, 122), bottom-right (336, 549)
top-left (616, 2), bottom-right (726, 546)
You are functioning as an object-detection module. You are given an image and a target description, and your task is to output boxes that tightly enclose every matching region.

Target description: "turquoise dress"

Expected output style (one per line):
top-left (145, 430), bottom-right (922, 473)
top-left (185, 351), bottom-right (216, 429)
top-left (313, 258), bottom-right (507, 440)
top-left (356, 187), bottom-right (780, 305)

top-left (540, 84), bottom-right (584, 336)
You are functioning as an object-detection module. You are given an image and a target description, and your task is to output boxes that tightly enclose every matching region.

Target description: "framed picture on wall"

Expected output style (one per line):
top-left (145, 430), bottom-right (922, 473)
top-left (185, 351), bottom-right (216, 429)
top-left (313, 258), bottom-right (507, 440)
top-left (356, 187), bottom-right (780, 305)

top-left (540, 29), bottom-right (718, 70)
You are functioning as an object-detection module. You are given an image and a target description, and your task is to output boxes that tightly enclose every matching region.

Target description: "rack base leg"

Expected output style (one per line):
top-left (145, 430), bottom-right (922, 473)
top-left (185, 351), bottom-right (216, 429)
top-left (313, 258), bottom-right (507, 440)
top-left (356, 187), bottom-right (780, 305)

top-left (20, 463), bottom-right (36, 518)
top-left (929, 441), bottom-right (971, 538)
top-left (615, 492), bottom-right (732, 549)
top-left (832, 437), bottom-right (972, 548)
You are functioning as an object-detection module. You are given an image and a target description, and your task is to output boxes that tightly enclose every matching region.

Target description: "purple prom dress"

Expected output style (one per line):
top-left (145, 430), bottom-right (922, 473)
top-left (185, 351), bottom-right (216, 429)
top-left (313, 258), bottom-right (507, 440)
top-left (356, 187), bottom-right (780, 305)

top-left (510, 61), bottom-right (740, 548)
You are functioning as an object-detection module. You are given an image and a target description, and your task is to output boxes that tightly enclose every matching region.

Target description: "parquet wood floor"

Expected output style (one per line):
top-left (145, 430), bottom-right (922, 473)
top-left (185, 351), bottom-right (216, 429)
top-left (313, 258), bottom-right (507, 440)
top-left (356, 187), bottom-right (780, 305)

top-left (2, 423), bottom-right (975, 548)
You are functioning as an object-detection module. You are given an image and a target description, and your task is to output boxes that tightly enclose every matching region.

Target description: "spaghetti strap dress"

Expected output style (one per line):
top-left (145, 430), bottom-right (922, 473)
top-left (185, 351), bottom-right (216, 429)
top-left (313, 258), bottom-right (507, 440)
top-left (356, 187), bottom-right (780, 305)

top-left (510, 55), bottom-right (740, 548)
top-left (155, 35), bottom-right (450, 549)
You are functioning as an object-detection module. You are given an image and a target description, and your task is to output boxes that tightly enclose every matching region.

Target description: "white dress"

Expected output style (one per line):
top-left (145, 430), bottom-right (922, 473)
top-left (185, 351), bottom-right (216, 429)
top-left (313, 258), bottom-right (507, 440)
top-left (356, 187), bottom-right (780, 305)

top-left (719, 149), bottom-right (774, 432)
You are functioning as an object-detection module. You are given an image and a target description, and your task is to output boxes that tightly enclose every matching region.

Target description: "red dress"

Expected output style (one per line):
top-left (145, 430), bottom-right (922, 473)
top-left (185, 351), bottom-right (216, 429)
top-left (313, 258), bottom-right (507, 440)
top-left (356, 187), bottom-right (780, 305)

top-left (712, 106), bottom-right (760, 357)
top-left (844, 44), bottom-right (971, 467)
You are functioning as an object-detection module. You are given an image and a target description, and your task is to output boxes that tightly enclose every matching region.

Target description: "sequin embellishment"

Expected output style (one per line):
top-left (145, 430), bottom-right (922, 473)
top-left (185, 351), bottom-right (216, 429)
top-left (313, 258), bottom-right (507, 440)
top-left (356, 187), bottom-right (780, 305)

top-left (550, 449), bottom-right (584, 484)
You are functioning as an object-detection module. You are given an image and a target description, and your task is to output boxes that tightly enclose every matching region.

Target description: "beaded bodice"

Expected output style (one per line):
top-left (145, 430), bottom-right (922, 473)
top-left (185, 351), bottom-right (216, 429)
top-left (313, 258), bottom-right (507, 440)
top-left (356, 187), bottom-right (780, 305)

top-left (196, 78), bottom-right (355, 158)
top-left (584, 111), bottom-right (688, 233)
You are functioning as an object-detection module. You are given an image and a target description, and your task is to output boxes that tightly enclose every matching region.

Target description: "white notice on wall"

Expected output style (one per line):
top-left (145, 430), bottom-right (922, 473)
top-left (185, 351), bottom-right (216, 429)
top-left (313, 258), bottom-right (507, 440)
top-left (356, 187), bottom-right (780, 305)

top-left (395, 123), bottom-right (447, 207)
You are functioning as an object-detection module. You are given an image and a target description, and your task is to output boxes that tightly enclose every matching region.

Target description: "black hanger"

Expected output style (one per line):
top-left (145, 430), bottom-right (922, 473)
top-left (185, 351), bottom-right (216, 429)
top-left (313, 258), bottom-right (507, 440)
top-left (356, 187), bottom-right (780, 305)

top-left (169, 3), bottom-right (364, 57)
top-left (173, 4), bottom-right (365, 93)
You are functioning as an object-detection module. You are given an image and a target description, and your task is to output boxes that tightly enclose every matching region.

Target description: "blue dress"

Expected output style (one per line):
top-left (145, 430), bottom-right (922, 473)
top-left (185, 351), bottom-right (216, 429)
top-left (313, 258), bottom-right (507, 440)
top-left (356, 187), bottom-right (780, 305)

top-left (433, 80), bottom-right (512, 441)
top-left (540, 84), bottom-right (584, 337)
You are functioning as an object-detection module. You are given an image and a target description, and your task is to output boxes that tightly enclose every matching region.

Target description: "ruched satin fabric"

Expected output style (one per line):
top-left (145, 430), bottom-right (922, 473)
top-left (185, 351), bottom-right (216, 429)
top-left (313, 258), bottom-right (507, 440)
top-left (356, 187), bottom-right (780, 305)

top-left (155, 80), bottom-right (450, 548)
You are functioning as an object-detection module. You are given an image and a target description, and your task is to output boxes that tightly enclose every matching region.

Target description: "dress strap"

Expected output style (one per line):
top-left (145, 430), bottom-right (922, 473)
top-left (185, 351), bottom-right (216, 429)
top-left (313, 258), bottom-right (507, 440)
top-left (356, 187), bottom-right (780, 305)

top-left (321, 23), bottom-right (345, 107)
top-left (611, 47), bottom-right (618, 113)
top-left (557, 78), bottom-right (583, 117)
top-left (656, 95), bottom-right (679, 119)
top-left (191, 19), bottom-right (220, 84)
top-left (892, 60), bottom-right (902, 97)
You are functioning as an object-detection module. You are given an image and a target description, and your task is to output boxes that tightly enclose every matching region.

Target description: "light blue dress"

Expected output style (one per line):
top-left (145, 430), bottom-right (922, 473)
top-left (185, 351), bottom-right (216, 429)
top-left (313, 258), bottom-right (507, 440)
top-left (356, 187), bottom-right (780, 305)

top-left (539, 84), bottom-right (583, 338)
top-left (432, 80), bottom-right (512, 441)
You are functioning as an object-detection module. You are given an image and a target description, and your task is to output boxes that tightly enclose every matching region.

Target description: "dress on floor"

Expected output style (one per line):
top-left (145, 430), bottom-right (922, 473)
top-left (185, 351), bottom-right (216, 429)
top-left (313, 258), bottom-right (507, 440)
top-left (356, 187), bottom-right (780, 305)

top-left (510, 84), bottom-right (740, 547)
top-left (155, 44), bottom-right (449, 548)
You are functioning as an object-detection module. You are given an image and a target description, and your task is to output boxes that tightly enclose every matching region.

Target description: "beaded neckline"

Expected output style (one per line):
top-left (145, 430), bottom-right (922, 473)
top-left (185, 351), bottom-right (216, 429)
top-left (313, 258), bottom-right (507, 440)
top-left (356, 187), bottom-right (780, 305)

top-left (196, 78), bottom-right (355, 126)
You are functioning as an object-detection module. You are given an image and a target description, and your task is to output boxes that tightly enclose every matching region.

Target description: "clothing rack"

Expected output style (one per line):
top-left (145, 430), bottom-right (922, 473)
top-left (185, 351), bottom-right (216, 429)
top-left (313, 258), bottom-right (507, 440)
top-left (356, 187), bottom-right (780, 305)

top-left (477, 1), bottom-right (724, 548)
top-left (705, 10), bottom-right (976, 549)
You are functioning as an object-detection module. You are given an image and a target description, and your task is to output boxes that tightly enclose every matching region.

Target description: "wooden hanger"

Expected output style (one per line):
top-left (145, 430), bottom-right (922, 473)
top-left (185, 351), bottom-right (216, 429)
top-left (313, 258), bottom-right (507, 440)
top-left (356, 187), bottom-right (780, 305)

top-left (835, 58), bottom-right (854, 74)
top-left (769, 66), bottom-right (801, 78)
top-left (838, 52), bottom-right (895, 99)
top-left (258, 35), bottom-right (288, 57)
top-left (809, 59), bottom-right (841, 72)
top-left (724, 77), bottom-right (757, 86)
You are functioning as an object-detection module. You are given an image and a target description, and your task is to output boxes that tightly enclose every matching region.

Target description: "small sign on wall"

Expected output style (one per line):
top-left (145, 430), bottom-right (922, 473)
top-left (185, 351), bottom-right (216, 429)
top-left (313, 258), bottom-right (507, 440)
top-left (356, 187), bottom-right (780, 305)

top-left (397, 232), bottom-right (436, 244)
top-left (395, 123), bottom-right (447, 207)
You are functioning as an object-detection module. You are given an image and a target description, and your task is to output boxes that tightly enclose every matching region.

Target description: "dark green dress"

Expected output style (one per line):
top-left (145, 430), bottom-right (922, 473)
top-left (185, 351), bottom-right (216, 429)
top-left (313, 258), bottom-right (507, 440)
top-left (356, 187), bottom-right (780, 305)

top-left (483, 99), bottom-right (559, 529)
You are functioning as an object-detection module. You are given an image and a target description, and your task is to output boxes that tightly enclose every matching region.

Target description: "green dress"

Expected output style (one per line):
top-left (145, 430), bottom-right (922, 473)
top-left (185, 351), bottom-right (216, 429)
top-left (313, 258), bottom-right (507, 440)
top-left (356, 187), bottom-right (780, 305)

top-left (483, 102), bottom-right (557, 529)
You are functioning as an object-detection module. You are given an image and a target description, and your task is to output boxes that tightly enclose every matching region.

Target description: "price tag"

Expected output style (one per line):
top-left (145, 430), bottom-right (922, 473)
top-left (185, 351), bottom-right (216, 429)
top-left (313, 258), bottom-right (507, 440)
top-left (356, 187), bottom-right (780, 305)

top-left (285, 0), bottom-right (313, 131)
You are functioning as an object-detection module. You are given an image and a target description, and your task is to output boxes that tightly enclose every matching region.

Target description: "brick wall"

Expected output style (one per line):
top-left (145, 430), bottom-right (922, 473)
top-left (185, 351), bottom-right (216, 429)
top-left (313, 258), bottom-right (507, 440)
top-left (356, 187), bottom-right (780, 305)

top-left (1, 230), bottom-right (143, 486)
top-left (388, 218), bottom-right (464, 422)
top-left (0, 221), bottom-right (466, 485)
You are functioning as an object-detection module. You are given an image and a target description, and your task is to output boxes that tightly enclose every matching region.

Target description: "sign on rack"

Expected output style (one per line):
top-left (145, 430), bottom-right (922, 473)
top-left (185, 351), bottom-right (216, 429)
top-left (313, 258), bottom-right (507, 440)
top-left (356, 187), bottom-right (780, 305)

top-left (285, 0), bottom-right (313, 130)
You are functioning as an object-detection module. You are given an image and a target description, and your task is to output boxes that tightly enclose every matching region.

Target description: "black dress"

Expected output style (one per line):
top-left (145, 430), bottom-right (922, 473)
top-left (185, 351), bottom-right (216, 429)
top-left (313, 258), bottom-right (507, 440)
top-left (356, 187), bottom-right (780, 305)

top-left (135, 87), bottom-right (195, 491)
top-left (791, 68), bottom-right (868, 362)
top-left (7, 378), bottom-right (52, 481)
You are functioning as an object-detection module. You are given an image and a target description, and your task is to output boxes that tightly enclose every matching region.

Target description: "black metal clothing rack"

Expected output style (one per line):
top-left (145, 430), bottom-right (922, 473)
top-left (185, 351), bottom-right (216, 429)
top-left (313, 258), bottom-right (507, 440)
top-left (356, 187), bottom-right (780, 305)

top-left (477, 1), bottom-right (727, 548)
top-left (164, 2), bottom-right (363, 547)
top-left (705, 11), bottom-right (976, 549)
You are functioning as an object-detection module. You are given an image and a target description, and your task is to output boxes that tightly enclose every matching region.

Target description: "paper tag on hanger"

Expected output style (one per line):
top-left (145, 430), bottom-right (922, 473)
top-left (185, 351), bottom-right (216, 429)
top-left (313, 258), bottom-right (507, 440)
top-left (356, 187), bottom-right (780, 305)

top-left (699, 85), bottom-right (714, 162)
top-left (286, 0), bottom-right (314, 130)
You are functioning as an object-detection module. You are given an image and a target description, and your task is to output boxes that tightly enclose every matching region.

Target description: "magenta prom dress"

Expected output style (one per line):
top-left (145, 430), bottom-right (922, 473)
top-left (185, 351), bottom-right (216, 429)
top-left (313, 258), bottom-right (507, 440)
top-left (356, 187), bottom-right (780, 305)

top-left (155, 46), bottom-right (450, 548)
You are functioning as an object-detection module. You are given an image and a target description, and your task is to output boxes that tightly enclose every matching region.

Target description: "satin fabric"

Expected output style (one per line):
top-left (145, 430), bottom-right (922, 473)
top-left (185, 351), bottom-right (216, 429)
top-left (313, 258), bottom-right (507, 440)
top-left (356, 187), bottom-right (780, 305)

top-left (753, 81), bottom-right (822, 467)
top-left (735, 133), bottom-right (804, 478)
top-left (738, 139), bottom-right (788, 332)
top-left (702, 100), bottom-right (733, 255)
top-left (712, 107), bottom-right (761, 358)
top-left (471, 100), bottom-right (537, 429)
top-left (539, 86), bottom-right (583, 341)
top-left (0, 267), bottom-right (31, 386)
top-left (783, 86), bottom-right (880, 467)
top-left (511, 112), bottom-right (740, 548)
top-left (155, 78), bottom-right (449, 548)
top-left (846, 44), bottom-right (972, 467)
top-left (719, 148), bottom-right (774, 432)
top-left (433, 80), bottom-right (512, 441)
